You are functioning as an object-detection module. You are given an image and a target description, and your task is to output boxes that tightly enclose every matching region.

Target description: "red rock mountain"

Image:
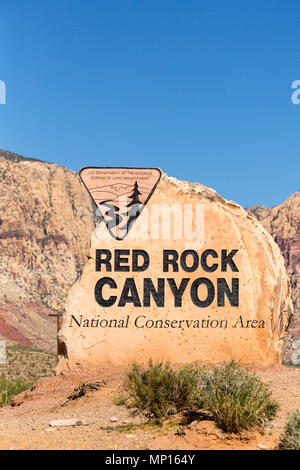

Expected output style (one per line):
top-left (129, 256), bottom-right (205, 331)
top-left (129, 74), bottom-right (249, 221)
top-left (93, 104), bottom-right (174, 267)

top-left (0, 150), bottom-right (95, 351)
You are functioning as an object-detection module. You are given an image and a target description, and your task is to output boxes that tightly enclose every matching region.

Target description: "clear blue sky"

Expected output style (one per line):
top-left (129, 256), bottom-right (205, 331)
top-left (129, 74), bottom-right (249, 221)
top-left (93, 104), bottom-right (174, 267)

top-left (0, 1), bottom-right (299, 208)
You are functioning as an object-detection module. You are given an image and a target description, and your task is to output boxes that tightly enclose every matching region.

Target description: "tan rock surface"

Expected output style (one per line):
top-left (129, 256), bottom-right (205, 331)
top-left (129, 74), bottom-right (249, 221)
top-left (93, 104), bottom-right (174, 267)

top-left (0, 150), bottom-right (95, 351)
top-left (247, 192), bottom-right (300, 313)
top-left (57, 174), bottom-right (293, 368)
top-left (247, 192), bottom-right (300, 364)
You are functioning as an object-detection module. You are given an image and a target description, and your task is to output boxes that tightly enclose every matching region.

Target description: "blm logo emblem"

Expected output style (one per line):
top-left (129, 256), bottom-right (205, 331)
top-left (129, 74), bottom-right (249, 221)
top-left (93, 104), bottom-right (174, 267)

top-left (79, 167), bottom-right (162, 240)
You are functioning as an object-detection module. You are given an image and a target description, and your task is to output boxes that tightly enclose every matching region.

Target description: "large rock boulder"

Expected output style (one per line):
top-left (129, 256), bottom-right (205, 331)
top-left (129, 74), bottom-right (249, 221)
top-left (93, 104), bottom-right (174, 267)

top-left (57, 174), bottom-right (293, 368)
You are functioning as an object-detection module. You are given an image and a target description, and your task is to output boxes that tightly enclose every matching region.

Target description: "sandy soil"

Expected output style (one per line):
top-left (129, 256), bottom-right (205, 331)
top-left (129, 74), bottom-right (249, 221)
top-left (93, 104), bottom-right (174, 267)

top-left (0, 365), bottom-right (299, 450)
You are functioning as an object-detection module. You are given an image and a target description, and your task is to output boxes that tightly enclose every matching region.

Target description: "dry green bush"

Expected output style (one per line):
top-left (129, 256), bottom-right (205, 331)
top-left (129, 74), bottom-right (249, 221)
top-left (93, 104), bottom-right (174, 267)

top-left (0, 376), bottom-right (28, 407)
top-left (194, 361), bottom-right (279, 433)
top-left (276, 408), bottom-right (300, 450)
top-left (121, 360), bottom-right (199, 422)
top-left (118, 360), bottom-right (279, 432)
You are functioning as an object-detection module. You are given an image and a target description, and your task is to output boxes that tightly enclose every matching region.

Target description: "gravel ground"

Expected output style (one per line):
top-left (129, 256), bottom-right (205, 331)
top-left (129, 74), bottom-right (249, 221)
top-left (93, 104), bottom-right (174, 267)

top-left (0, 364), bottom-right (299, 450)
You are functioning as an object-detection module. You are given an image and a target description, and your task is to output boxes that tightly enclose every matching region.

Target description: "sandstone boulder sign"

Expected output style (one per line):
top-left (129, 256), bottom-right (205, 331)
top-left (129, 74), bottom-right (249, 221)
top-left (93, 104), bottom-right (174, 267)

top-left (57, 169), bottom-right (293, 370)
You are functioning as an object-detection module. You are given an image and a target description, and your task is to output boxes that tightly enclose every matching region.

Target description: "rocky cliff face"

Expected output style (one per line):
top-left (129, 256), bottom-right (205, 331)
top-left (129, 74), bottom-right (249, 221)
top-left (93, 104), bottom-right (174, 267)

top-left (247, 192), bottom-right (300, 364)
top-left (0, 150), bottom-right (95, 351)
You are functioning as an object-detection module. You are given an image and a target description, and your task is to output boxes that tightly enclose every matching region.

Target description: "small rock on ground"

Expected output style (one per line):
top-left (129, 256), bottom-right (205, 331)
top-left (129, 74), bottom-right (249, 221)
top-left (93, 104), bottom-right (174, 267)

top-left (257, 443), bottom-right (271, 450)
top-left (109, 417), bottom-right (118, 422)
top-left (49, 419), bottom-right (88, 427)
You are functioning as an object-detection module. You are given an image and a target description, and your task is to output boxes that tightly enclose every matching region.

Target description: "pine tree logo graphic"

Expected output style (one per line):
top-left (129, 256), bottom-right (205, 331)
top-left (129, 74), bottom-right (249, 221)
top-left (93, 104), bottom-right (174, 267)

top-left (121, 181), bottom-right (143, 229)
top-left (79, 167), bottom-right (161, 240)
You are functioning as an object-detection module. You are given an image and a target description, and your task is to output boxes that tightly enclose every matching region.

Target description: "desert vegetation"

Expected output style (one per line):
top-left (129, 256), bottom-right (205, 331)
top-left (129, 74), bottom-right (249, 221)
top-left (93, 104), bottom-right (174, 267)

top-left (0, 377), bottom-right (28, 407)
top-left (116, 360), bottom-right (199, 421)
top-left (276, 408), bottom-right (300, 450)
top-left (117, 360), bottom-right (279, 433)
top-left (0, 343), bottom-right (56, 384)
top-left (0, 343), bottom-right (57, 407)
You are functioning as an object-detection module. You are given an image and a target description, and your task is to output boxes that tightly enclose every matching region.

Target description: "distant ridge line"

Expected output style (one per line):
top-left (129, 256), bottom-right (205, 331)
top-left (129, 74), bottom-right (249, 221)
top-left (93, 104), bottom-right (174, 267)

top-left (0, 148), bottom-right (54, 165)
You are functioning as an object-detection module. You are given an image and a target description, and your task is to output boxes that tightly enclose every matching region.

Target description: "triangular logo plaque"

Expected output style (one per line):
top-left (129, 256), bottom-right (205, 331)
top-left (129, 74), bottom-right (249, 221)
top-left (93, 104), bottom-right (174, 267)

top-left (79, 167), bottom-right (162, 240)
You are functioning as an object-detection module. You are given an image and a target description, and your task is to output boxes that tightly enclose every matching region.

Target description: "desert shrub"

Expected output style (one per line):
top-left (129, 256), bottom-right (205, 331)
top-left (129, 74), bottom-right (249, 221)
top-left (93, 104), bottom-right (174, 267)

top-left (118, 360), bottom-right (278, 432)
top-left (194, 361), bottom-right (279, 433)
top-left (276, 408), bottom-right (300, 450)
top-left (122, 360), bottom-right (199, 421)
top-left (0, 376), bottom-right (28, 407)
